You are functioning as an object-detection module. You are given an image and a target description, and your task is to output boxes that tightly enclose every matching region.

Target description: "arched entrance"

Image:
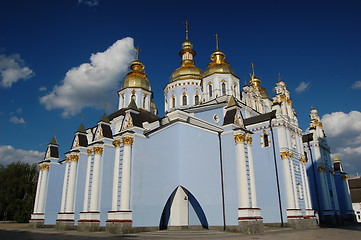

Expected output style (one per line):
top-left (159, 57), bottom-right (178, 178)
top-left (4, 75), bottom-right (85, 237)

top-left (159, 186), bottom-right (208, 230)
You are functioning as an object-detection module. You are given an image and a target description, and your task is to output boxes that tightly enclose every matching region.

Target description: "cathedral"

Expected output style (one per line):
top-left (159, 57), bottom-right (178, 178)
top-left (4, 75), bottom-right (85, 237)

top-left (30, 28), bottom-right (355, 234)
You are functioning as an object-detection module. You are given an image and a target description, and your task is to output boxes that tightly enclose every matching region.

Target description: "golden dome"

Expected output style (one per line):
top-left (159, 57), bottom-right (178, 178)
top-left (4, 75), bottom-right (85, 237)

top-left (170, 39), bottom-right (203, 82)
top-left (203, 50), bottom-right (236, 77)
top-left (122, 59), bottom-right (150, 90)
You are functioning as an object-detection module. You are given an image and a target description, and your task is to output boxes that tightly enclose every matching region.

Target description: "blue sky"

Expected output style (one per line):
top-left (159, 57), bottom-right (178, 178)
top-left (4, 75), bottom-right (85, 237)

top-left (1, 0), bottom-right (361, 174)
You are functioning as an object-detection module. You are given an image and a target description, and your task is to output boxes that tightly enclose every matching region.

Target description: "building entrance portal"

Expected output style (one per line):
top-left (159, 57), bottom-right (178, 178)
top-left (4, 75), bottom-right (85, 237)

top-left (159, 186), bottom-right (208, 230)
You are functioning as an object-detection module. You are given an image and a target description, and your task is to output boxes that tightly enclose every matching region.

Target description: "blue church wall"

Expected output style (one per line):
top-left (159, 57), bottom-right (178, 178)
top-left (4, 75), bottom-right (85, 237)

top-left (251, 127), bottom-right (288, 224)
top-left (221, 133), bottom-right (241, 226)
top-left (44, 162), bottom-right (65, 224)
top-left (131, 122), bottom-right (223, 227)
top-left (334, 173), bottom-right (348, 218)
top-left (99, 144), bottom-right (115, 226)
top-left (73, 152), bottom-right (87, 225)
top-left (193, 107), bottom-right (224, 128)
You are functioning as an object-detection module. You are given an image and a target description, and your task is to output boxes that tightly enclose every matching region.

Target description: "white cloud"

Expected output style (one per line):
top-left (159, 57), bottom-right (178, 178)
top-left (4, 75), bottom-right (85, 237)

top-left (39, 86), bottom-right (47, 92)
top-left (295, 81), bottom-right (310, 93)
top-left (78, 0), bottom-right (99, 7)
top-left (0, 54), bottom-right (35, 88)
top-left (0, 145), bottom-right (44, 166)
top-left (352, 80), bottom-right (361, 89)
top-left (321, 111), bottom-right (361, 174)
top-left (10, 116), bottom-right (26, 124)
top-left (40, 37), bottom-right (135, 117)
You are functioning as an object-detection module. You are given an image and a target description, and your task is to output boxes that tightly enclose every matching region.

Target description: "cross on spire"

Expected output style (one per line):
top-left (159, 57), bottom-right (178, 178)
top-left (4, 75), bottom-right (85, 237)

top-left (135, 47), bottom-right (141, 60)
top-left (251, 62), bottom-right (255, 75)
top-left (214, 33), bottom-right (219, 50)
top-left (184, 21), bottom-right (189, 40)
top-left (278, 73), bottom-right (282, 82)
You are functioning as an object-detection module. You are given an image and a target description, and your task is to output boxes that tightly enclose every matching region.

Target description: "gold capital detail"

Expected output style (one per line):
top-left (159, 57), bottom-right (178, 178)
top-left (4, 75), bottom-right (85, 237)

top-left (246, 136), bottom-right (253, 145)
top-left (70, 155), bottom-right (79, 162)
top-left (93, 147), bottom-right (104, 155)
top-left (317, 166), bottom-right (326, 172)
top-left (122, 136), bottom-right (134, 146)
top-left (287, 99), bottom-right (292, 105)
top-left (65, 156), bottom-right (71, 163)
top-left (87, 149), bottom-right (92, 156)
top-left (299, 157), bottom-right (307, 164)
top-left (341, 175), bottom-right (348, 180)
top-left (39, 164), bottom-right (50, 171)
top-left (280, 94), bottom-right (286, 102)
top-left (113, 139), bottom-right (121, 148)
top-left (234, 134), bottom-right (245, 143)
top-left (280, 152), bottom-right (289, 159)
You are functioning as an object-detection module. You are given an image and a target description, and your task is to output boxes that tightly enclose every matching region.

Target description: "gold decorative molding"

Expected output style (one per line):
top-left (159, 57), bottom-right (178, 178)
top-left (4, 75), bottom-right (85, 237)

top-left (280, 151), bottom-right (289, 159)
top-left (299, 157), bottom-right (307, 164)
top-left (317, 166), bottom-right (326, 172)
top-left (70, 155), bottom-right (79, 162)
top-left (341, 175), bottom-right (348, 180)
top-left (65, 156), bottom-right (71, 163)
top-left (246, 136), bottom-right (253, 145)
top-left (329, 169), bottom-right (334, 174)
top-left (122, 136), bottom-right (134, 146)
top-left (39, 164), bottom-right (50, 171)
top-left (113, 139), bottom-right (121, 148)
top-left (87, 149), bottom-right (92, 156)
top-left (280, 94), bottom-right (286, 102)
top-left (288, 152), bottom-right (294, 159)
top-left (234, 134), bottom-right (245, 143)
top-left (93, 146), bottom-right (104, 155)
top-left (287, 99), bottom-right (292, 105)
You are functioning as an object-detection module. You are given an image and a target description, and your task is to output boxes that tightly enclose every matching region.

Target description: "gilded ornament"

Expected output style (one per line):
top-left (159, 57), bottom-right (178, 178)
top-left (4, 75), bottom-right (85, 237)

top-left (280, 94), bottom-right (286, 102)
top-left (317, 166), bottom-right (326, 172)
top-left (280, 152), bottom-right (289, 159)
top-left (40, 164), bottom-right (50, 171)
top-left (87, 149), bottom-right (93, 156)
top-left (70, 155), bottom-right (79, 162)
top-left (329, 170), bottom-right (334, 174)
top-left (234, 134), bottom-right (245, 143)
top-left (341, 175), bottom-right (348, 180)
top-left (65, 156), bottom-right (71, 163)
top-left (287, 99), bottom-right (292, 105)
top-left (288, 153), bottom-right (294, 159)
top-left (122, 136), bottom-right (134, 146)
top-left (113, 139), bottom-right (121, 148)
top-left (93, 146), bottom-right (104, 155)
top-left (246, 136), bottom-right (253, 145)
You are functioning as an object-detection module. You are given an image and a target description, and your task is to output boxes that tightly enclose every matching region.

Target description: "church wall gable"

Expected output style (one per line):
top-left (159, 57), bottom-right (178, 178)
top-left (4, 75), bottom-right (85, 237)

top-left (193, 107), bottom-right (225, 127)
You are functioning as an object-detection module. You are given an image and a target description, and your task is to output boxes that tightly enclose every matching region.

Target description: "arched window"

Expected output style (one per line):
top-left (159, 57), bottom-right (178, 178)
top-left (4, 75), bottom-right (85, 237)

top-left (263, 133), bottom-right (269, 147)
top-left (172, 96), bottom-right (176, 108)
top-left (209, 84), bottom-right (213, 98)
top-left (222, 82), bottom-right (226, 95)
top-left (143, 95), bottom-right (146, 108)
top-left (182, 95), bottom-right (187, 106)
top-left (194, 95), bottom-right (199, 105)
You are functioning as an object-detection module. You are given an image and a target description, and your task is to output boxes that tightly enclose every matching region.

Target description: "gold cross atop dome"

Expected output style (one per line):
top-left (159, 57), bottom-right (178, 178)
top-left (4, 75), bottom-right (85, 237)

top-left (184, 21), bottom-right (189, 40)
top-left (135, 47), bottom-right (141, 60)
top-left (214, 33), bottom-right (219, 50)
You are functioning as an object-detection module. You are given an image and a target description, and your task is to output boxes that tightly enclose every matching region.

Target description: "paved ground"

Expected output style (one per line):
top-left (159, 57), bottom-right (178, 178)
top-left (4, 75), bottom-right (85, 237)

top-left (0, 223), bottom-right (361, 240)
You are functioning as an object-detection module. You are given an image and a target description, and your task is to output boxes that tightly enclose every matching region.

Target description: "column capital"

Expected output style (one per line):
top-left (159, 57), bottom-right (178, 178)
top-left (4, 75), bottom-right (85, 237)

top-left (93, 146), bottom-right (104, 155)
top-left (70, 155), bottom-right (79, 162)
top-left (280, 151), bottom-right (289, 159)
top-left (341, 175), bottom-right (348, 180)
top-left (317, 166), bottom-right (326, 172)
top-left (246, 136), bottom-right (252, 145)
top-left (87, 148), bottom-right (93, 156)
top-left (113, 139), bottom-right (121, 148)
top-left (39, 164), bottom-right (50, 171)
top-left (122, 136), bottom-right (134, 146)
top-left (298, 157), bottom-right (307, 164)
top-left (65, 156), bottom-right (71, 163)
top-left (234, 134), bottom-right (245, 143)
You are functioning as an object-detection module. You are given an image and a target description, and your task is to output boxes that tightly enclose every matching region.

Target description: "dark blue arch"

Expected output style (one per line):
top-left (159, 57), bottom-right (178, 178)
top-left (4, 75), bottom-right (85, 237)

top-left (159, 186), bottom-right (209, 230)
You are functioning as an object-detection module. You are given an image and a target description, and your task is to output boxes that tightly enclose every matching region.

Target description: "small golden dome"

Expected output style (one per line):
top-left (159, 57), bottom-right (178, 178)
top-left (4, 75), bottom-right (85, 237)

top-left (170, 39), bottom-right (203, 82)
top-left (203, 50), bottom-right (236, 77)
top-left (122, 59), bottom-right (150, 90)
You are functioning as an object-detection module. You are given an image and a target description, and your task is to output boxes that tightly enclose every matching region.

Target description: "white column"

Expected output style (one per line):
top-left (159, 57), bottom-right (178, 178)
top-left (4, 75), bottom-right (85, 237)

top-left (37, 164), bottom-right (50, 213)
top-left (65, 155), bottom-right (79, 212)
top-left (314, 146), bottom-right (331, 209)
top-left (289, 156), bottom-right (300, 209)
top-left (281, 152), bottom-right (295, 209)
top-left (300, 160), bottom-right (311, 210)
top-left (89, 146), bottom-right (103, 211)
top-left (246, 136), bottom-right (257, 208)
top-left (33, 169), bottom-right (43, 213)
top-left (60, 159), bottom-right (70, 212)
top-left (234, 134), bottom-right (249, 208)
top-left (111, 139), bottom-right (121, 211)
top-left (82, 149), bottom-right (92, 211)
top-left (120, 136), bottom-right (134, 210)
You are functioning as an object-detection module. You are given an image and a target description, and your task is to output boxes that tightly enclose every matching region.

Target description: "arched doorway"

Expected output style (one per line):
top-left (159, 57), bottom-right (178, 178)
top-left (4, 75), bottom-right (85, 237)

top-left (159, 186), bottom-right (208, 230)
